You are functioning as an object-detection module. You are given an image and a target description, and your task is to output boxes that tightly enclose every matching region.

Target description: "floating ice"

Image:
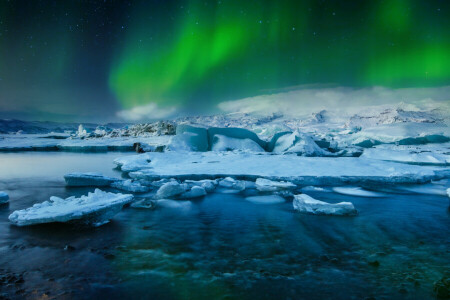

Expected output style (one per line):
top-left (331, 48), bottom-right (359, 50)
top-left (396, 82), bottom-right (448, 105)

top-left (255, 178), bottom-right (296, 192)
top-left (245, 195), bottom-right (285, 204)
top-left (180, 186), bottom-right (207, 199)
top-left (64, 172), bottom-right (119, 187)
top-left (293, 194), bottom-right (357, 216)
top-left (361, 145), bottom-right (450, 165)
top-left (155, 181), bottom-right (188, 199)
top-left (122, 152), bottom-right (448, 185)
top-left (110, 179), bottom-right (151, 193)
top-left (8, 189), bottom-right (134, 227)
top-left (185, 179), bottom-right (217, 192)
top-left (130, 198), bottom-right (155, 209)
top-left (0, 191), bottom-right (9, 204)
top-left (154, 199), bottom-right (192, 210)
top-left (218, 177), bottom-right (246, 192)
top-left (332, 187), bottom-right (385, 198)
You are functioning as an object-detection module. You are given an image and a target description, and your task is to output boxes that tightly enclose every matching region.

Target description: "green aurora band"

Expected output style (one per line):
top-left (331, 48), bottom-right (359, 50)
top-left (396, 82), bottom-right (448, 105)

top-left (109, 0), bottom-right (450, 111)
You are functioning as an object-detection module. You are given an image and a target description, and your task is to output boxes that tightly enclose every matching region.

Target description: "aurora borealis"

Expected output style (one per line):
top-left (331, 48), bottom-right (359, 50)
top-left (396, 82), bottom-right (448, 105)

top-left (0, 0), bottom-right (449, 121)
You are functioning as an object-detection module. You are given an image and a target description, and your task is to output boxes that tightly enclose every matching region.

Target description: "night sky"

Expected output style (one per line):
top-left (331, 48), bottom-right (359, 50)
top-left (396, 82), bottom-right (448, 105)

top-left (0, 0), bottom-right (449, 122)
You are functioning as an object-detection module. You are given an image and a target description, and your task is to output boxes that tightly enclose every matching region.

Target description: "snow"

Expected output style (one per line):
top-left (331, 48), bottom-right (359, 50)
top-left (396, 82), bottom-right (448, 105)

top-left (8, 189), bottom-right (134, 227)
top-left (360, 144), bottom-right (450, 165)
top-left (64, 172), bottom-right (119, 187)
top-left (0, 191), bottom-right (9, 204)
top-left (255, 178), bottom-right (296, 192)
top-left (110, 179), bottom-right (151, 193)
top-left (332, 187), bottom-right (385, 198)
top-left (245, 195), bottom-right (285, 204)
top-left (155, 181), bottom-right (188, 199)
top-left (211, 134), bottom-right (264, 152)
top-left (117, 152), bottom-right (448, 185)
top-left (293, 194), bottom-right (357, 216)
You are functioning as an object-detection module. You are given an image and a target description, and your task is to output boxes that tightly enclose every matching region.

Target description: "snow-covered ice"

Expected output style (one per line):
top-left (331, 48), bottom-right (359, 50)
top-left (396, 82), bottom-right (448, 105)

top-left (361, 145), bottom-right (450, 165)
top-left (255, 178), bottom-right (296, 192)
top-left (118, 152), bottom-right (449, 185)
top-left (245, 195), bottom-right (285, 204)
top-left (272, 131), bottom-right (339, 156)
top-left (0, 191), bottom-right (9, 204)
top-left (332, 187), bottom-right (385, 198)
top-left (293, 194), bottom-right (357, 216)
top-left (185, 179), bottom-right (217, 192)
top-left (64, 172), bottom-right (119, 187)
top-left (8, 189), bottom-right (134, 227)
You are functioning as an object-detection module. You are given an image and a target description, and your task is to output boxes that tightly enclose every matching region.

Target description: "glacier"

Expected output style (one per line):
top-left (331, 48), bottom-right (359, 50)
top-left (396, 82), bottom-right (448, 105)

top-left (8, 189), bottom-right (134, 227)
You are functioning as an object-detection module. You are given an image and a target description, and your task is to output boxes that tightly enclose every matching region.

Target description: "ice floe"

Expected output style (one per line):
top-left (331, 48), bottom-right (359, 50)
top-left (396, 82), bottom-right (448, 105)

top-left (0, 191), bottom-right (9, 204)
top-left (361, 145), bottom-right (450, 165)
top-left (64, 172), bottom-right (119, 187)
top-left (8, 189), bottom-right (133, 227)
top-left (255, 178), bottom-right (296, 192)
top-left (332, 187), bottom-right (385, 198)
top-left (293, 194), bottom-right (357, 216)
top-left (119, 152), bottom-right (448, 185)
top-left (245, 195), bottom-right (285, 204)
top-left (180, 186), bottom-right (207, 199)
top-left (185, 179), bottom-right (218, 192)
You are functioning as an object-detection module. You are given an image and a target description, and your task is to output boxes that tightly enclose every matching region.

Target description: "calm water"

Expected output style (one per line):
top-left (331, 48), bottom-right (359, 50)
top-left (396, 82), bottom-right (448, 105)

top-left (0, 152), bottom-right (449, 299)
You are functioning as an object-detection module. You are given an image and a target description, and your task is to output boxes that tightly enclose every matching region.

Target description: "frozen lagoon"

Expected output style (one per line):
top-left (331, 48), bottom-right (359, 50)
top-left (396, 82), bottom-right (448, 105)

top-left (0, 151), bottom-right (449, 299)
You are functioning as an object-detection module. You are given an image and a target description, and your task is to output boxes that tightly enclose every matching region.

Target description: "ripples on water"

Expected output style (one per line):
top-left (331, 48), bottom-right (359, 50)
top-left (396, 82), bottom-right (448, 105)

top-left (0, 153), bottom-right (449, 299)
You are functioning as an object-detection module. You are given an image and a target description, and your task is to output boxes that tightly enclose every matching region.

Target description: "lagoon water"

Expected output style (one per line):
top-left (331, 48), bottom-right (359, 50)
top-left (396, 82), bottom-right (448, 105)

top-left (0, 152), bottom-right (449, 299)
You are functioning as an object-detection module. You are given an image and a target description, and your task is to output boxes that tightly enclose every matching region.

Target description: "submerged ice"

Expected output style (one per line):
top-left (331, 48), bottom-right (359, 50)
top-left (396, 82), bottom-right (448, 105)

top-left (293, 194), bottom-right (357, 216)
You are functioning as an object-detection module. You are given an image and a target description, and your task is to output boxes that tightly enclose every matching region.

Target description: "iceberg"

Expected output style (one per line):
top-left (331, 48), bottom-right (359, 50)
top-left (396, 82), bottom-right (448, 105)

top-left (207, 127), bottom-right (267, 150)
top-left (155, 181), bottom-right (188, 199)
top-left (64, 172), bottom-right (119, 187)
top-left (8, 189), bottom-right (133, 227)
top-left (0, 191), bottom-right (9, 204)
top-left (332, 187), bottom-right (385, 198)
top-left (293, 194), bottom-right (357, 216)
top-left (175, 124), bottom-right (209, 151)
top-left (211, 134), bottom-right (264, 152)
top-left (110, 179), bottom-right (151, 193)
top-left (255, 178), bottom-right (296, 192)
top-left (272, 131), bottom-right (339, 156)
top-left (245, 195), bottom-right (285, 204)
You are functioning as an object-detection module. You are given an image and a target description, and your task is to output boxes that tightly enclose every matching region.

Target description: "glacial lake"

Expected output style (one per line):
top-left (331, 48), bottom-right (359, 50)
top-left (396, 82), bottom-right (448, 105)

top-left (0, 152), bottom-right (449, 299)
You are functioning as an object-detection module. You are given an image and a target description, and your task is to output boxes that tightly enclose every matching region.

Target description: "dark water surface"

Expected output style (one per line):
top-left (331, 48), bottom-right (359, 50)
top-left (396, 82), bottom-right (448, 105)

top-left (0, 152), bottom-right (449, 299)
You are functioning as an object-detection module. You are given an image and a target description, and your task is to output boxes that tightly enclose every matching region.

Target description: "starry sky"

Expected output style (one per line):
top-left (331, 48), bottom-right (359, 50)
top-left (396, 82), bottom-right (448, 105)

top-left (0, 0), bottom-right (449, 122)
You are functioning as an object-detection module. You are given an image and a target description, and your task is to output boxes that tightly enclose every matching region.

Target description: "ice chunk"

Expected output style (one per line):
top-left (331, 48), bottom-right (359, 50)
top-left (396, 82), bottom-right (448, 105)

top-left (272, 131), bottom-right (340, 156)
top-left (114, 153), bottom-right (153, 172)
top-left (167, 132), bottom-right (201, 152)
top-left (293, 194), bottom-right (357, 216)
top-left (64, 172), bottom-right (119, 187)
top-left (255, 178), bottom-right (296, 192)
top-left (218, 177), bottom-right (246, 192)
top-left (0, 191), bottom-right (9, 204)
top-left (185, 179), bottom-right (217, 192)
top-left (245, 195), bottom-right (285, 204)
top-left (110, 180), bottom-right (151, 193)
top-left (155, 181), bottom-right (188, 199)
top-left (332, 187), bottom-right (385, 198)
top-left (180, 186), bottom-right (207, 199)
top-left (211, 134), bottom-right (264, 152)
top-left (8, 189), bottom-right (133, 227)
